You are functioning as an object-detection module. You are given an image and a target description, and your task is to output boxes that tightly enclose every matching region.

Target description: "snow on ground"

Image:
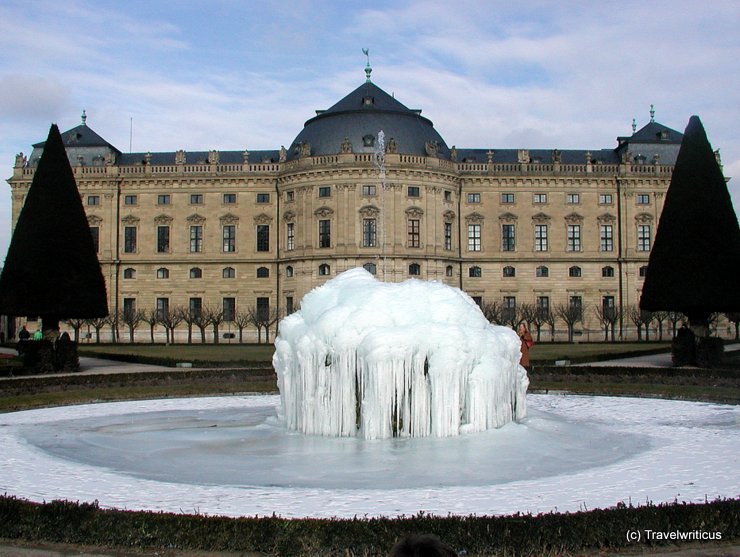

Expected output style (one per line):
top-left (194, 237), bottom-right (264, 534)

top-left (0, 394), bottom-right (737, 519)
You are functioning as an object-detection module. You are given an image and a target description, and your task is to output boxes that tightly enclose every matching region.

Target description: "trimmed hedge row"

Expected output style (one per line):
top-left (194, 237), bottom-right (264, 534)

top-left (0, 496), bottom-right (737, 556)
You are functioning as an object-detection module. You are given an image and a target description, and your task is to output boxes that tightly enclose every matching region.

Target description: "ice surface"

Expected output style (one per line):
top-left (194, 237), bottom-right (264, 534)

top-left (1, 395), bottom-right (738, 518)
top-left (273, 268), bottom-right (529, 439)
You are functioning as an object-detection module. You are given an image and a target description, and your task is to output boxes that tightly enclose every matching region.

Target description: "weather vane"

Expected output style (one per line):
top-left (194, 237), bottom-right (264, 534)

top-left (363, 48), bottom-right (372, 82)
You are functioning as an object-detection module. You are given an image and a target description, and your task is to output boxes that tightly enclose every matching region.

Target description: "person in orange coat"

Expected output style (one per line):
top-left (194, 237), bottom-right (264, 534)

top-left (518, 323), bottom-right (534, 371)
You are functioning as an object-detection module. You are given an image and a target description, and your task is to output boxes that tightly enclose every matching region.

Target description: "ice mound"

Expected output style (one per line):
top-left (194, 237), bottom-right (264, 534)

top-left (273, 268), bottom-right (528, 439)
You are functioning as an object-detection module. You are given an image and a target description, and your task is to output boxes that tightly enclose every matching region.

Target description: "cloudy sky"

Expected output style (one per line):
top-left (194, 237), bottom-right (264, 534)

top-left (1, 0), bottom-right (739, 263)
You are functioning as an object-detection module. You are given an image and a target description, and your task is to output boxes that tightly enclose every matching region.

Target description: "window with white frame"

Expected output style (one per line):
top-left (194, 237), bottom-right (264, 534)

top-left (600, 225), bottom-right (614, 252)
top-left (157, 226), bottom-right (170, 253)
top-left (636, 194), bottom-right (650, 205)
top-left (286, 222), bottom-right (295, 251)
top-left (362, 185), bottom-right (376, 197)
top-left (468, 223), bottom-right (481, 251)
top-left (503, 266), bottom-right (516, 277)
top-left (566, 193), bottom-right (580, 204)
top-left (568, 266), bottom-right (582, 278)
top-left (502, 224), bottom-right (515, 251)
top-left (536, 265), bottom-right (549, 278)
top-left (533, 193), bottom-right (548, 204)
top-left (408, 219), bottom-right (420, 248)
top-left (444, 222), bottom-right (452, 250)
top-left (363, 218), bottom-right (377, 247)
top-left (469, 266), bottom-right (482, 278)
top-left (467, 192), bottom-right (481, 203)
top-left (534, 224), bottom-right (548, 251)
top-left (222, 266), bottom-right (235, 279)
top-left (599, 193), bottom-right (613, 205)
top-left (319, 219), bottom-right (331, 248)
top-left (637, 224), bottom-right (651, 251)
top-left (223, 225), bottom-right (236, 252)
top-left (190, 225), bottom-right (203, 253)
top-left (567, 224), bottom-right (581, 251)
top-left (501, 193), bottom-right (515, 204)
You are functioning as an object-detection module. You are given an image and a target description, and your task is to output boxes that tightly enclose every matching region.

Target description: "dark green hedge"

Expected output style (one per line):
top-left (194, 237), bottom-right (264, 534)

top-left (0, 496), bottom-right (736, 556)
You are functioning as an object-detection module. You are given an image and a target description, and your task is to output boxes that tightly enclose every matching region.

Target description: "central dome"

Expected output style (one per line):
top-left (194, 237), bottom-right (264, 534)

top-left (287, 81), bottom-right (450, 161)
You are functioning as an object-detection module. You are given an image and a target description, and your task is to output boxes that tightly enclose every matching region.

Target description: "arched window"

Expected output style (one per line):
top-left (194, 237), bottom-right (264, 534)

top-left (446, 265), bottom-right (453, 277)
top-left (601, 266), bottom-right (615, 277)
top-left (222, 267), bottom-right (235, 279)
top-left (123, 268), bottom-right (136, 279)
top-left (639, 265), bottom-right (649, 277)
top-left (536, 265), bottom-right (549, 278)
top-left (257, 266), bottom-right (270, 278)
top-left (469, 266), bottom-right (482, 278)
top-left (286, 265), bottom-right (294, 278)
top-left (503, 266), bottom-right (516, 277)
top-left (409, 263), bottom-right (421, 276)
top-left (156, 267), bottom-right (170, 279)
top-left (319, 263), bottom-right (330, 276)
top-left (569, 266), bottom-right (582, 278)
top-left (363, 262), bottom-right (377, 275)
top-left (189, 267), bottom-right (202, 279)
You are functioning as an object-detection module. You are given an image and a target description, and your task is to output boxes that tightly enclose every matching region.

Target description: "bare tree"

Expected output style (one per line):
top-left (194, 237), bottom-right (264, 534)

top-left (628, 305), bottom-right (654, 341)
top-left (120, 307), bottom-right (144, 343)
top-left (554, 303), bottom-right (584, 343)
top-left (248, 305), bottom-right (280, 344)
top-left (181, 306), bottom-right (203, 344)
top-left (142, 309), bottom-right (159, 343)
top-left (65, 318), bottom-right (86, 343)
top-left (480, 301), bottom-right (503, 325)
top-left (105, 312), bottom-right (120, 343)
top-left (205, 306), bottom-right (226, 344)
top-left (652, 311), bottom-right (669, 341)
top-left (234, 310), bottom-right (252, 343)
top-left (86, 316), bottom-right (107, 344)
top-left (534, 305), bottom-right (556, 342)
top-left (518, 303), bottom-right (537, 330)
top-left (157, 305), bottom-right (185, 344)
top-left (593, 304), bottom-right (621, 342)
top-left (667, 311), bottom-right (685, 338)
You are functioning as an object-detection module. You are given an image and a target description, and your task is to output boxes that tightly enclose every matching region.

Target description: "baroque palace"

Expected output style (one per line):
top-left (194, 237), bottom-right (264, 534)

top-left (8, 70), bottom-right (701, 342)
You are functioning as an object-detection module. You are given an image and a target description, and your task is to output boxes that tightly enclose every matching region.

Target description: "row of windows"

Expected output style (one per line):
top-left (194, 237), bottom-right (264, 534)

top-left (467, 265), bottom-right (619, 279)
top-left (466, 192), bottom-right (650, 205)
top-left (116, 225), bottom-right (269, 254)
top-left (88, 193), bottom-right (263, 207)
top-left (126, 296), bottom-right (271, 322)
top-left (89, 191), bottom-right (652, 209)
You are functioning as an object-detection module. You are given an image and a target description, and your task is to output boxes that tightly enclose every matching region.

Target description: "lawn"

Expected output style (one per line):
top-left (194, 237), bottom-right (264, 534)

top-left (75, 341), bottom-right (673, 366)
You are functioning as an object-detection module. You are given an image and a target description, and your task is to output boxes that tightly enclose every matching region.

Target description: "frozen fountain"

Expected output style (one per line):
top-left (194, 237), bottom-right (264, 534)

top-left (273, 268), bottom-right (529, 439)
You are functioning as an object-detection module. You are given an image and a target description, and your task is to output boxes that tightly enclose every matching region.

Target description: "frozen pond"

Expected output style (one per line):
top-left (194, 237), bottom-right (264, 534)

top-left (0, 394), bottom-right (738, 518)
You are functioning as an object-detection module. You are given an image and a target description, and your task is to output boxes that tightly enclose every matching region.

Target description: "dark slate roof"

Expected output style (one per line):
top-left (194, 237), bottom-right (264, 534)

top-left (117, 150), bottom-right (281, 166)
top-left (618, 121), bottom-right (683, 145)
top-left (287, 81), bottom-right (450, 161)
top-left (34, 124), bottom-right (120, 152)
top-left (454, 149), bottom-right (620, 165)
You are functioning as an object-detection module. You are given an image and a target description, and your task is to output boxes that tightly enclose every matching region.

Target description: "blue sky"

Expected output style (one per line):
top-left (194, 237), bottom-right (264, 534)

top-left (1, 0), bottom-right (739, 263)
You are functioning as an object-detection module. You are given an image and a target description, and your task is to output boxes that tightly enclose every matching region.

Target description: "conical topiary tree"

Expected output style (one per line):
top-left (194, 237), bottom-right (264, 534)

top-left (640, 116), bottom-right (740, 345)
top-left (0, 123), bottom-right (108, 337)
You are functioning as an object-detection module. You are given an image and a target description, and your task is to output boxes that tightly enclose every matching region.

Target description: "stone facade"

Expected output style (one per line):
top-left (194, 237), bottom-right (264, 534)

top-left (8, 80), bottom-right (714, 342)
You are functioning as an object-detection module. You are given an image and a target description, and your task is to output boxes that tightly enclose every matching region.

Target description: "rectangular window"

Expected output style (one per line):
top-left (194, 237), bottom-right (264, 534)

top-left (190, 193), bottom-right (203, 205)
top-left (570, 295), bottom-right (583, 314)
top-left (363, 218), bottom-right (377, 247)
top-left (444, 191), bottom-right (452, 202)
top-left (87, 195), bottom-right (100, 206)
top-left (286, 222), bottom-right (295, 251)
top-left (537, 296), bottom-right (550, 311)
top-left (256, 297), bottom-right (269, 321)
top-left (600, 225), bottom-right (614, 252)
top-left (407, 186), bottom-right (420, 198)
top-left (467, 192), bottom-right (481, 203)
top-left (468, 223), bottom-right (481, 252)
top-left (256, 225), bottom-right (270, 252)
top-left (318, 186), bottom-right (331, 198)
top-left (123, 298), bottom-right (136, 314)
top-left (637, 224), bottom-right (652, 251)
top-left (286, 296), bottom-right (294, 315)
top-left (124, 195), bottom-right (137, 206)
top-left (223, 193), bottom-right (236, 204)
top-left (285, 191), bottom-right (295, 202)
top-left (444, 222), bottom-right (452, 251)
top-left (190, 225), bottom-right (203, 253)
top-left (408, 219), bottom-right (420, 248)
top-left (362, 185), bottom-right (376, 196)
top-left (567, 224), bottom-right (581, 251)
top-left (90, 226), bottom-right (99, 253)
top-left (533, 193), bottom-right (548, 204)
top-left (503, 296), bottom-right (517, 322)
top-left (501, 193), bottom-right (514, 204)
top-left (502, 224), bottom-right (515, 251)
top-left (223, 225), bottom-right (236, 252)
top-left (256, 193), bottom-right (270, 203)
top-left (189, 297), bottom-right (202, 318)
top-left (156, 225), bottom-right (170, 253)
top-left (534, 224), bottom-right (548, 251)
top-left (319, 219), bottom-right (331, 248)
top-left (566, 193), bottom-right (580, 204)
top-left (156, 297), bottom-right (169, 320)
top-left (124, 226), bottom-right (137, 253)
top-left (223, 297), bottom-right (236, 322)
top-left (157, 194), bottom-right (170, 205)
top-left (636, 194), bottom-right (650, 205)
top-left (599, 193), bottom-right (613, 205)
